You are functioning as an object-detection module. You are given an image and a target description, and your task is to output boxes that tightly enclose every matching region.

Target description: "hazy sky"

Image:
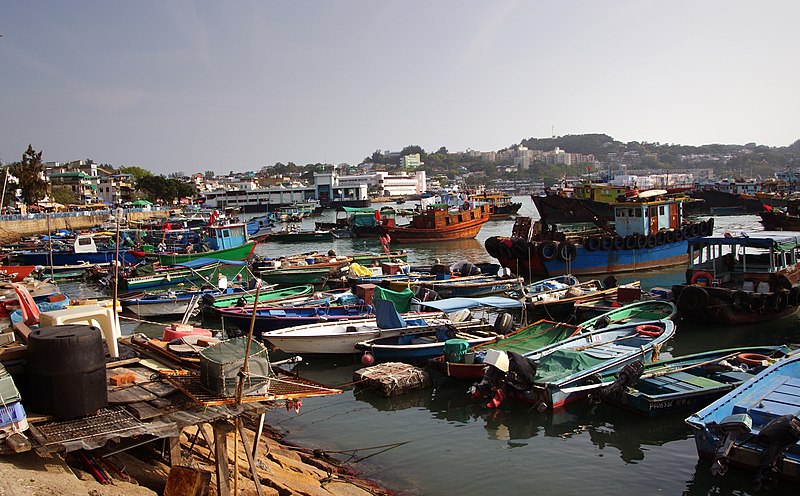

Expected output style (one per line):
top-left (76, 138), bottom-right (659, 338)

top-left (1, 1), bottom-right (798, 173)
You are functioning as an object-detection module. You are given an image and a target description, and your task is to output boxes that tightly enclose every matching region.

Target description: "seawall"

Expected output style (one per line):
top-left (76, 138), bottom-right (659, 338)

top-left (0, 210), bottom-right (169, 244)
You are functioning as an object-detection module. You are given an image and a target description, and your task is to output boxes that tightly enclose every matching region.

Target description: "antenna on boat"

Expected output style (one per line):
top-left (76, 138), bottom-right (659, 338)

top-left (46, 212), bottom-right (55, 286)
top-left (112, 208), bottom-right (121, 331)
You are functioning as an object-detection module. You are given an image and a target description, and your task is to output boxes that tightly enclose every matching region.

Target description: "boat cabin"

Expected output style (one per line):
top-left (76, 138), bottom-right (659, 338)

top-left (573, 183), bottom-right (632, 203)
top-left (686, 232), bottom-right (800, 289)
top-left (410, 204), bottom-right (490, 230)
top-left (205, 224), bottom-right (248, 251)
top-left (613, 197), bottom-right (683, 237)
top-left (73, 235), bottom-right (99, 254)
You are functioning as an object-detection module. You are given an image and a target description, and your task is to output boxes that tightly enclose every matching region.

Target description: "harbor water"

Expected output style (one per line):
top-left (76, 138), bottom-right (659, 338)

top-left (60, 196), bottom-right (799, 495)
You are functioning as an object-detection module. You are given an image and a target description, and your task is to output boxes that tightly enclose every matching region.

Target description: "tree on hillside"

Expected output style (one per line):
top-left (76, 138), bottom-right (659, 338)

top-left (50, 185), bottom-right (78, 205)
top-left (136, 175), bottom-right (195, 203)
top-left (118, 166), bottom-right (153, 181)
top-left (9, 144), bottom-right (48, 205)
top-left (401, 145), bottom-right (426, 159)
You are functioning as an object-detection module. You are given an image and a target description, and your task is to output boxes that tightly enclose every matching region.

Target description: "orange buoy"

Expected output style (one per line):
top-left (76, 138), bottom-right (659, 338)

top-left (635, 324), bottom-right (663, 337)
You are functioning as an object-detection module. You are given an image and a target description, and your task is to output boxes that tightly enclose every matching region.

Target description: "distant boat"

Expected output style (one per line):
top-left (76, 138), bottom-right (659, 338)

top-left (12, 234), bottom-right (142, 266)
top-left (138, 224), bottom-right (257, 264)
top-left (487, 195), bottom-right (712, 278)
top-left (383, 203), bottom-right (490, 243)
top-left (120, 289), bottom-right (212, 317)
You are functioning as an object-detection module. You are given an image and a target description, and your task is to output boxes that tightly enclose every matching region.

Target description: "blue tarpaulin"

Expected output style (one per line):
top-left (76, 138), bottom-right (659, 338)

top-left (176, 257), bottom-right (248, 268)
top-left (417, 296), bottom-right (523, 313)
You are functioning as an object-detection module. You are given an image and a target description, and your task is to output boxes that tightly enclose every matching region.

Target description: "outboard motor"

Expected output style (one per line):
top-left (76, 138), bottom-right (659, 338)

top-left (709, 413), bottom-right (753, 476)
top-left (602, 275), bottom-right (618, 289)
top-left (753, 414), bottom-right (800, 490)
top-left (590, 360), bottom-right (645, 404)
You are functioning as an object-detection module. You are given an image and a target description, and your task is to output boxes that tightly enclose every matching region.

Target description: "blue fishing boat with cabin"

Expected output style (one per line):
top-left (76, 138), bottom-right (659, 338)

top-left (485, 191), bottom-right (713, 278)
top-left (220, 303), bottom-right (376, 337)
top-left (11, 234), bottom-right (142, 266)
top-left (685, 351), bottom-right (800, 489)
top-left (140, 223), bottom-right (256, 265)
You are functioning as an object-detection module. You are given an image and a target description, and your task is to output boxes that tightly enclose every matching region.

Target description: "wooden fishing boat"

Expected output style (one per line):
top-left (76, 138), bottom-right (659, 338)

top-left (258, 264), bottom-right (349, 287)
top-left (220, 304), bottom-right (376, 336)
top-left (441, 301), bottom-right (676, 380)
top-left (478, 192), bottom-right (523, 219)
top-left (202, 285), bottom-right (314, 310)
top-left (442, 320), bottom-right (582, 380)
top-left (383, 203), bottom-right (490, 243)
top-left (596, 345), bottom-right (794, 417)
top-left (414, 274), bottom-right (525, 298)
top-left (758, 200), bottom-right (800, 230)
top-left (120, 259), bottom-right (223, 290)
top-left (672, 232), bottom-right (800, 325)
top-left (487, 194), bottom-right (711, 278)
top-left (120, 289), bottom-right (211, 317)
top-left (350, 250), bottom-right (408, 266)
top-left (11, 234), bottom-right (142, 266)
top-left (259, 312), bottom-right (446, 355)
top-left (139, 224), bottom-right (257, 264)
top-left (268, 229), bottom-right (336, 242)
top-left (0, 265), bottom-right (36, 282)
top-left (526, 279), bottom-right (641, 321)
top-left (355, 320), bottom-right (500, 363)
top-left (577, 300), bottom-right (677, 329)
top-left (470, 320), bottom-right (675, 411)
top-left (685, 352), bottom-right (800, 487)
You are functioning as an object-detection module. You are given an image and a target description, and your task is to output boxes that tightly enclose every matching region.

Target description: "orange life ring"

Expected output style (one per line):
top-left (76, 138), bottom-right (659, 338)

top-left (636, 324), bottom-right (663, 337)
top-left (723, 232), bottom-right (733, 238)
top-left (735, 353), bottom-right (769, 367)
top-left (690, 271), bottom-right (714, 285)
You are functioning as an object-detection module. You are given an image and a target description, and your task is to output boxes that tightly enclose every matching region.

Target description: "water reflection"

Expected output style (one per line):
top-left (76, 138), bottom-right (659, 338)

top-left (351, 377), bottom-right (694, 464)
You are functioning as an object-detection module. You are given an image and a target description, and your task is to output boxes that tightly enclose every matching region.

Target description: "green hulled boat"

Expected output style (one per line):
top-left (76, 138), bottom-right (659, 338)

top-left (441, 319), bottom-right (582, 380)
top-left (144, 241), bottom-right (257, 265)
top-left (204, 284), bottom-right (315, 310)
top-left (259, 265), bottom-right (348, 287)
top-left (122, 261), bottom-right (222, 290)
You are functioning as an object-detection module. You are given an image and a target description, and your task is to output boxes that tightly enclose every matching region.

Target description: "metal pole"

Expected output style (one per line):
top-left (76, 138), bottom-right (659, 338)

top-left (0, 165), bottom-right (8, 212)
top-left (235, 282), bottom-right (262, 405)
top-left (112, 209), bottom-right (121, 323)
top-left (46, 213), bottom-right (55, 283)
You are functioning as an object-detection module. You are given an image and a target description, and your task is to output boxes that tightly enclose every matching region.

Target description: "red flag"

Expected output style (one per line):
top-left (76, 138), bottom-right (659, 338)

top-left (763, 204), bottom-right (773, 212)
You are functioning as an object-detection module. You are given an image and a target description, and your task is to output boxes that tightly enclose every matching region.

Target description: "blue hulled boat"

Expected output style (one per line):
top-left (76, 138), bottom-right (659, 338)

top-left (485, 192), bottom-right (713, 278)
top-left (220, 304), bottom-right (375, 336)
top-left (12, 234), bottom-right (142, 266)
top-left (686, 352), bottom-right (800, 488)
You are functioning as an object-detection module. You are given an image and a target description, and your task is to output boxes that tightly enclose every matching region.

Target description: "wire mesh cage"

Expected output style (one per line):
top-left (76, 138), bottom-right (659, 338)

top-left (199, 336), bottom-right (273, 397)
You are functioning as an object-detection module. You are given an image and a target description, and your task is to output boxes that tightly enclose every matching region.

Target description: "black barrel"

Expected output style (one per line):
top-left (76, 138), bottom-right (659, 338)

top-left (25, 324), bottom-right (108, 418)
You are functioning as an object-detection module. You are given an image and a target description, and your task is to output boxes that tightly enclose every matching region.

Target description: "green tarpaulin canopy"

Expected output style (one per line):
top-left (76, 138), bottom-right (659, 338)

top-left (132, 199), bottom-right (153, 206)
top-left (373, 286), bottom-right (414, 313)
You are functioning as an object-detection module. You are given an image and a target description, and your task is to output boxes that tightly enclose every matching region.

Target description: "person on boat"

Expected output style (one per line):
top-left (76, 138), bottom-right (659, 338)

top-left (217, 273), bottom-right (228, 290)
top-left (468, 350), bottom-right (538, 408)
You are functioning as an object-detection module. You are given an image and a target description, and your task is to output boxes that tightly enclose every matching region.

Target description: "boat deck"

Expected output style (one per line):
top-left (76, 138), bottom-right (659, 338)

top-left (732, 376), bottom-right (800, 427)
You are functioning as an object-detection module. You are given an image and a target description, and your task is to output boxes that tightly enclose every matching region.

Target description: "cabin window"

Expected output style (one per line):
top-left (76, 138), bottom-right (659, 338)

top-left (78, 237), bottom-right (93, 246)
top-left (634, 209), bottom-right (642, 218)
top-left (222, 229), bottom-right (230, 237)
top-left (659, 206), bottom-right (665, 215)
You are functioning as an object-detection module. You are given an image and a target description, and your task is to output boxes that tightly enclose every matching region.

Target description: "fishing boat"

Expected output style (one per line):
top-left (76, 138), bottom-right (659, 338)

top-left (220, 303), bottom-right (376, 336)
top-left (596, 345), bottom-right (794, 417)
top-left (268, 227), bottom-right (336, 242)
top-left (202, 284), bottom-right (314, 311)
top-left (441, 300), bottom-right (676, 380)
top-left (685, 352), bottom-right (800, 488)
top-left (258, 263), bottom-right (350, 287)
top-left (469, 320), bottom-right (675, 411)
top-left (119, 289), bottom-right (211, 317)
top-left (0, 265), bottom-right (37, 282)
top-left (355, 320), bottom-right (501, 363)
top-left (478, 192), bottom-right (523, 219)
top-left (486, 192), bottom-right (712, 278)
top-left (11, 234), bottom-right (142, 266)
top-left (119, 258), bottom-right (231, 290)
top-left (758, 201), bottom-right (800, 230)
top-left (672, 232), bottom-right (800, 325)
top-left (413, 274), bottom-right (525, 298)
top-left (139, 224), bottom-right (257, 265)
top-left (526, 278), bottom-right (640, 321)
top-left (573, 286), bottom-right (670, 321)
top-left (441, 320), bottom-right (582, 380)
top-left (577, 300), bottom-right (677, 329)
top-left (350, 250), bottom-right (408, 266)
top-left (382, 203), bottom-right (491, 243)
top-left (259, 312), bottom-right (447, 355)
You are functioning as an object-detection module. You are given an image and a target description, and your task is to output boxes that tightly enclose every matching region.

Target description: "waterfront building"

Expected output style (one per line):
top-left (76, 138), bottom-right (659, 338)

top-left (49, 171), bottom-right (98, 204)
top-left (97, 174), bottom-right (135, 205)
